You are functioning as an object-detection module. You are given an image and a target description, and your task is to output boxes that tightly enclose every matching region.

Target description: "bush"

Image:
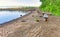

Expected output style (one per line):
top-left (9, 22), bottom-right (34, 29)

top-left (40, 0), bottom-right (60, 16)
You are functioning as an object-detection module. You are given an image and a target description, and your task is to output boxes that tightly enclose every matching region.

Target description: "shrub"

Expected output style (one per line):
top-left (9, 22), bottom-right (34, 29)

top-left (40, 0), bottom-right (60, 16)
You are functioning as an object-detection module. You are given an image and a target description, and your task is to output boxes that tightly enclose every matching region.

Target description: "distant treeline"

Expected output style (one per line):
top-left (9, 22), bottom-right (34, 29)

top-left (0, 7), bottom-right (36, 11)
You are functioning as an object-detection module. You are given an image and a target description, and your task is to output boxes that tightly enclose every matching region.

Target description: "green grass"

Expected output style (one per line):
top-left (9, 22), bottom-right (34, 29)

top-left (40, 0), bottom-right (60, 16)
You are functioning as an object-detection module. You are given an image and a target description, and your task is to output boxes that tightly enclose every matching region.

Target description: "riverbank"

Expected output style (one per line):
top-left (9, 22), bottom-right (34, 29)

top-left (0, 10), bottom-right (37, 37)
top-left (0, 11), bottom-right (32, 26)
top-left (0, 10), bottom-right (60, 37)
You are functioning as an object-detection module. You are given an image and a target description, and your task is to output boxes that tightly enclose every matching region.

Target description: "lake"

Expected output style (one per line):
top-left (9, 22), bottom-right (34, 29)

top-left (0, 11), bottom-right (28, 24)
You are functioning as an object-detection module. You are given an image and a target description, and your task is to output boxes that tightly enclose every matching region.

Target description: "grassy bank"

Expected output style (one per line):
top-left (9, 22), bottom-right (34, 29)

top-left (40, 0), bottom-right (60, 16)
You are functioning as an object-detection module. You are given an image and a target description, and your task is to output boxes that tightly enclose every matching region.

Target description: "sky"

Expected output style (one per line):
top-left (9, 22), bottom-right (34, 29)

top-left (0, 0), bottom-right (42, 8)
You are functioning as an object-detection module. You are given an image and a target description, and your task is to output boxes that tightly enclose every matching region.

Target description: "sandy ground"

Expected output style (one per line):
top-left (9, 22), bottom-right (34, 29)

top-left (0, 10), bottom-right (60, 37)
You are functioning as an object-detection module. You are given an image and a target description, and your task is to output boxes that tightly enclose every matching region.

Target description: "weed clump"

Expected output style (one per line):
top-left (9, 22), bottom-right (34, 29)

top-left (35, 17), bottom-right (39, 22)
top-left (36, 19), bottom-right (39, 22)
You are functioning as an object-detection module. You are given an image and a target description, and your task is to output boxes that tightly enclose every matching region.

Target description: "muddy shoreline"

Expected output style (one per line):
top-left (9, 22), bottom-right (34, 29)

top-left (0, 11), bottom-right (33, 27)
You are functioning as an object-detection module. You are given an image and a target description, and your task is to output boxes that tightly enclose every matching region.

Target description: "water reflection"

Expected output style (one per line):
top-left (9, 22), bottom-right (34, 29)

top-left (0, 11), bottom-right (27, 24)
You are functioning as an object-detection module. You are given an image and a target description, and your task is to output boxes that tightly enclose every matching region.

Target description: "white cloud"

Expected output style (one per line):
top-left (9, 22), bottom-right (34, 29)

top-left (0, 0), bottom-right (42, 8)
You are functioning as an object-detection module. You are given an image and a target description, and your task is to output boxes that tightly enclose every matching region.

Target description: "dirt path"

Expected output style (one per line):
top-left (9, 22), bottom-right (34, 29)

top-left (0, 10), bottom-right (60, 37)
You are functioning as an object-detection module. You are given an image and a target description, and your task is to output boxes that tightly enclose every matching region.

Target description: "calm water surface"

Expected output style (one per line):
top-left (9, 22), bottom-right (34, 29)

top-left (0, 11), bottom-right (28, 24)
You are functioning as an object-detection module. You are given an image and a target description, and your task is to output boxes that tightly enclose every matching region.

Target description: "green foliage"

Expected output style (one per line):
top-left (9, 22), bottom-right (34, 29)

top-left (35, 19), bottom-right (39, 22)
top-left (40, 0), bottom-right (60, 16)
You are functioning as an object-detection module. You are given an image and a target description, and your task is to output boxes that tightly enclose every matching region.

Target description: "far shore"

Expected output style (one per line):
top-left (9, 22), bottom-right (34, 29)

top-left (0, 7), bottom-right (37, 11)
